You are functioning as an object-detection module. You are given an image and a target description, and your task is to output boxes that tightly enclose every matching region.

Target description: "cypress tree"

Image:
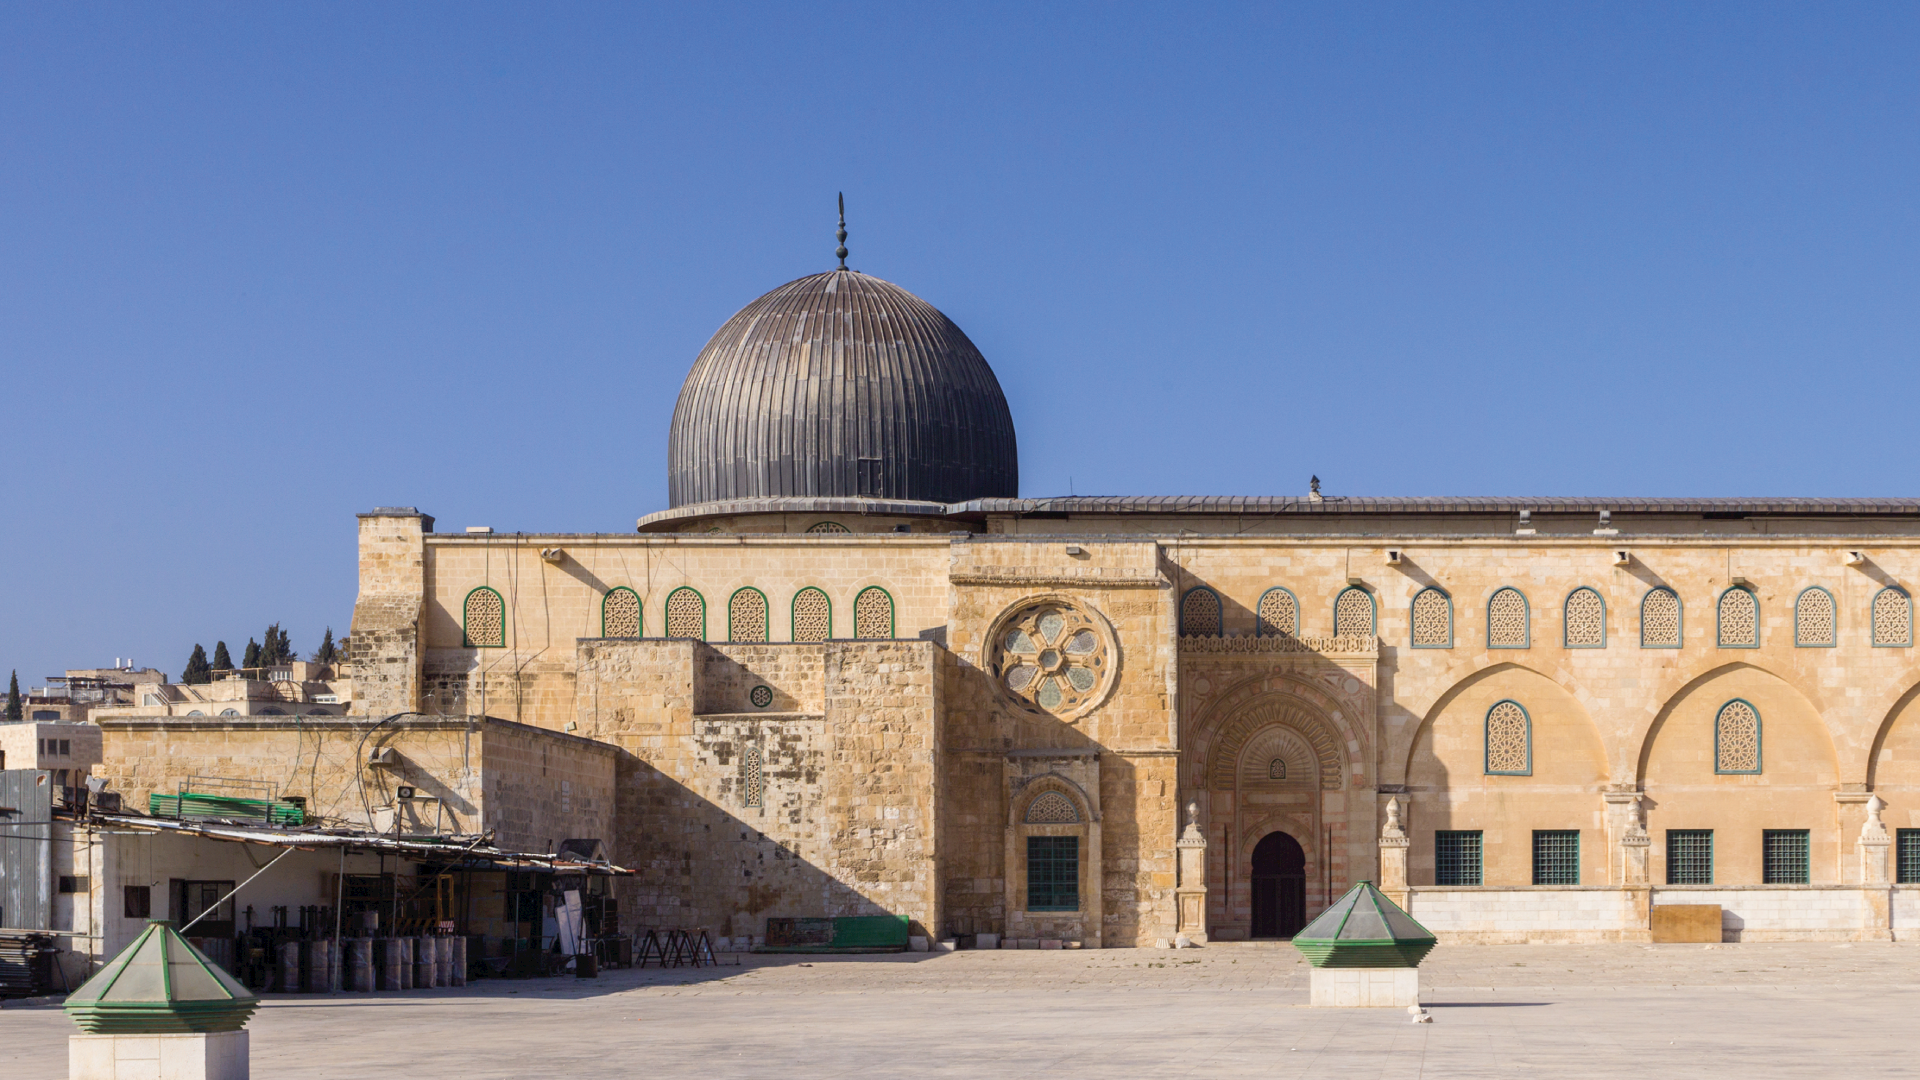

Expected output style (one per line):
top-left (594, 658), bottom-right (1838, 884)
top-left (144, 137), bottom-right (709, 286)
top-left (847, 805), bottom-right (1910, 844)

top-left (211, 641), bottom-right (233, 672)
top-left (183, 645), bottom-right (212, 685)
top-left (4, 671), bottom-right (20, 721)
top-left (242, 638), bottom-right (261, 671)
top-left (276, 625), bottom-right (293, 666)
top-left (314, 628), bottom-right (337, 666)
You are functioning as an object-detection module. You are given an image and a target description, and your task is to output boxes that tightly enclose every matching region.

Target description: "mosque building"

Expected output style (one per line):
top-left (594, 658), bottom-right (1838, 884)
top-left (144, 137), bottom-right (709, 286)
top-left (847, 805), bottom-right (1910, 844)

top-left (134, 222), bottom-right (1920, 946)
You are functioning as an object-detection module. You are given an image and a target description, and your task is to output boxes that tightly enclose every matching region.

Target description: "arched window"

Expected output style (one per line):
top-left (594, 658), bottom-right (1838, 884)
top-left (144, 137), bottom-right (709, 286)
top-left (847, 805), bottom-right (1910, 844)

top-left (1181, 587), bottom-right (1222, 636)
top-left (1717, 587), bottom-right (1759, 648)
top-left (463, 586), bottom-right (506, 648)
top-left (601, 587), bottom-right (641, 638)
top-left (1487, 587), bottom-right (1530, 649)
top-left (791, 587), bottom-right (832, 642)
top-left (1794, 587), bottom-right (1836, 647)
top-left (1255, 588), bottom-right (1297, 637)
top-left (1024, 791), bottom-right (1080, 824)
top-left (729, 587), bottom-right (769, 642)
top-left (1715, 699), bottom-right (1762, 774)
top-left (1484, 699), bottom-right (1532, 775)
top-left (806, 521), bottom-right (850, 534)
top-left (1410, 587), bottom-right (1452, 648)
top-left (1564, 587), bottom-right (1606, 648)
top-left (1333, 587), bottom-right (1375, 638)
top-left (742, 745), bottom-right (764, 808)
top-left (853, 587), bottom-right (894, 639)
top-left (1873, 587), bottom-right (1912, 648)
top-left (1268, 758), bottom-right (1287, 780)
top-left (1641, 587), bottom-right (1682, 648)
top-left (664, 587), bottom-right (705, 640)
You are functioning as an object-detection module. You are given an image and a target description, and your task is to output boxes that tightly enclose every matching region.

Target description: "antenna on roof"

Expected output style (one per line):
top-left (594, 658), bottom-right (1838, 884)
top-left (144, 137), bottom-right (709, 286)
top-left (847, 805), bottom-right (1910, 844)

top-left (836, 193), bottom-right (849, 270)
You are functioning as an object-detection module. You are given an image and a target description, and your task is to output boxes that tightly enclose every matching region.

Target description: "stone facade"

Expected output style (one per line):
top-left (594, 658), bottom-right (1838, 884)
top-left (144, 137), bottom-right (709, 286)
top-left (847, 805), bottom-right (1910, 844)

top-left (303, 501), bottom-right (1920, 945)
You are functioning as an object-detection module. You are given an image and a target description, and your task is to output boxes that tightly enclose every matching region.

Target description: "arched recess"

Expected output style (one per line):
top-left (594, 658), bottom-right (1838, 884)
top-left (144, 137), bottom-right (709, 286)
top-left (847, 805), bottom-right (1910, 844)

top-left (1402, 662), bottom-right (1608, 886)
top-left (1637, 662), bottom-right (1839, 885)
top-left (1004, 772), bottom-right (1102, 946)
top-left (1188, 678), bottom-right (1356, 940)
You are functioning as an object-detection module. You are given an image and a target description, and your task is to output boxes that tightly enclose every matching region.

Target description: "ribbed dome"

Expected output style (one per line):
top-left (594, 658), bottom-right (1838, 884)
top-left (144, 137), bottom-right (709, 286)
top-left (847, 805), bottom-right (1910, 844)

top-left (668, 269), bottom-right (1019, 508)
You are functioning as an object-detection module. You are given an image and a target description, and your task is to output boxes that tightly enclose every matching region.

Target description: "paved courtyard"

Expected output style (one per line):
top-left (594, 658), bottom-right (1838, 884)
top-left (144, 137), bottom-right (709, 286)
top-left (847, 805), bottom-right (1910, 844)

top-left (4, 941), bottom-right (1915, 1078)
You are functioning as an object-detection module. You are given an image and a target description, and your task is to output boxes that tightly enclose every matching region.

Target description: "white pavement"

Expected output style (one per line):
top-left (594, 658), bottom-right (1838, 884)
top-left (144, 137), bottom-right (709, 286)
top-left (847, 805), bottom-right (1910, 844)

top-left (4, 941), bottom-right (1915, 1078)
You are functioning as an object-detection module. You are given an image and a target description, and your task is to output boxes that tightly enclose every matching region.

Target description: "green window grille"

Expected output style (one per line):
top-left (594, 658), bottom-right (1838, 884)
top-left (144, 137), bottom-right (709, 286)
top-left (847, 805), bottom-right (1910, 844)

top-left (1026, 835), bottom-right (1079, 911)
top-left (1763, 829), bottom-right (1810, 885)
top-left (1434, 831), bottom-right (1483, 886)
top-left (1898, 830), bottom-right (1920, 884)
top-left (1532, 830), bottom-right (1580, 885)
top-left (1667, 829), bottom-right (1713, 885)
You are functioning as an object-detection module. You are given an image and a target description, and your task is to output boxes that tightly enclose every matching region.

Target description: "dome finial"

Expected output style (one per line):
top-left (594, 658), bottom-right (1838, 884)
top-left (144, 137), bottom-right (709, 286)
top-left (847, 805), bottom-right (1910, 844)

top-left (835, 192), bottom-right (849, 270)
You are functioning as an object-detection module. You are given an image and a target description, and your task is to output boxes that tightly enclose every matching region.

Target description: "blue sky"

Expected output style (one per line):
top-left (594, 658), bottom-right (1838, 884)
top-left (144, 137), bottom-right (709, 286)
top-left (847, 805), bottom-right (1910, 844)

top-left (3, 3), bottom-right (1918, 682)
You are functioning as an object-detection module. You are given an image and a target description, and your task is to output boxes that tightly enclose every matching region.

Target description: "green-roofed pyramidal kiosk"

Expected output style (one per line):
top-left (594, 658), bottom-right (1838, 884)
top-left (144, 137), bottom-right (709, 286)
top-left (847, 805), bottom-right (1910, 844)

top-left (64, 920), bottom-right (258, 1080)
top-left (1291, 881), bottom-right (1437, 1007)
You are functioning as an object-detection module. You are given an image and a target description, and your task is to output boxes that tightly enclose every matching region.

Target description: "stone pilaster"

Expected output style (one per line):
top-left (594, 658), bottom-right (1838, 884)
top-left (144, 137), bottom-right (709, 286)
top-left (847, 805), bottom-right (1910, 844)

top-left (1378, 795), bottom-right (1410, 909)
top-left (1175, 799), bottom-right (1209, 943)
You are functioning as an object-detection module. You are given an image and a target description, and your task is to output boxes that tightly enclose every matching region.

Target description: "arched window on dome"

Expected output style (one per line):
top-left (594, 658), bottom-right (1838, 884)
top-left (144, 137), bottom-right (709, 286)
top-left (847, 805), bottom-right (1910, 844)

top-left (601, 587), bottom-right (641, 638)
top-left (1181, 587), bottom-right (1222, 636)
top-left (1795, 586), bottom-right (1837, 647)
top-left (806, 521), bottom-right (850, 534)
top-left (665, 587), bottom-right (705, 640)
top-left (791, 587), bottom-right (832, 642)
top-left (854, 587), bottom-right (894, 640)
top-left (1255, 588), bottom-right (1297, 637)
top-left (729, 587), bottom-right (769, 643)
top-left (1410, 587), bottom-right (1452, 648)
top-left (1334, 587), bottom-right (1375, 639)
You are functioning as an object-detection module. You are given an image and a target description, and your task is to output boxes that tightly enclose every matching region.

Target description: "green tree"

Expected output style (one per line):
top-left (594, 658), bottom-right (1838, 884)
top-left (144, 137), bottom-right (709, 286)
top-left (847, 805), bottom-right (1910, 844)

top-left (211, 641), bottom-right (233, 672)
top-left (312, 627), bottom-right (338, 666)
top-left (4, 671), bottom-right (19, 721)
top-left (257, 623), bottom-right (293, 667)
top-left (242, 638), bottom-right (261, 670)
top-left (182, 645), bottom-right (212, 685)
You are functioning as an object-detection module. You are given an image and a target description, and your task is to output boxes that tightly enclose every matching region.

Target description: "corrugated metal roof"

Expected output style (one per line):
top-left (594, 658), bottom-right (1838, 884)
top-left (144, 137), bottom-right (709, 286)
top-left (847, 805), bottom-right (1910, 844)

top-left (668, 270), bottom-right (1019, 508)
top-left (90, 813), bottom-right (635, 875)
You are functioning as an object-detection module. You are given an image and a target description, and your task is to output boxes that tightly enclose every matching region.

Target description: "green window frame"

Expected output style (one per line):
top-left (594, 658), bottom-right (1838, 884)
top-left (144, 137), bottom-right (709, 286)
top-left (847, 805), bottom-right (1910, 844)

top-left (728, 586), bottom-right (770, 643)
top-left (1666, 829), bottom-right (1713, 885)
top-left (1434, 830), bottom-right (1483, 886)
top-left (1409, 586), bottom-right (1453, 649)
top-left (852, 586), bottom-right (895, 640)
top-left (601, 586), bottom-right (642, 638)
top-left (1717, 585), bottom-right (1760, 649)
top-left (1794, 586), bottom-right (1837, 648)
top-left (1532, 830), bottom-right (1580, 885)
top-left (1640, 586), bottom-right (1683, 648)
top-left (1762, 829), bottom-right (1810, 884)
top-left (1026, 835), bottom-right (1079, 911)
top-left (1898, 829), bottom-right (1920, 884)
top-left (664, 586), bottom-right (706, 640)
top-left (790, 586), bottom-right (833, 642)
top-left (1180, 587), bottom-right (1223, 636)
top-left (1333, 586), bottom-right (1376, 638)
top-left (462, 586), bottom-right (506, 648)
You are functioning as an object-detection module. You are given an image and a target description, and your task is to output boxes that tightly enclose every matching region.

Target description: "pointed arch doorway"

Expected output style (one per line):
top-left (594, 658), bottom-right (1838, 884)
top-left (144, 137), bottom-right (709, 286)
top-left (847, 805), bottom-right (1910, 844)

top-left (1250, 831), bottom-right (1307, 939)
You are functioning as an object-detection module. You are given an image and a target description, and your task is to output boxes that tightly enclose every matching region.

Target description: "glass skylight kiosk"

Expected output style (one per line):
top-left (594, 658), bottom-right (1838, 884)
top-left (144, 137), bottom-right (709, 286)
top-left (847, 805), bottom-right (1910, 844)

top-left (63, 920), bottom-right (258, 1080)
top-left (1291, 880), bottom-right (1437, 1007)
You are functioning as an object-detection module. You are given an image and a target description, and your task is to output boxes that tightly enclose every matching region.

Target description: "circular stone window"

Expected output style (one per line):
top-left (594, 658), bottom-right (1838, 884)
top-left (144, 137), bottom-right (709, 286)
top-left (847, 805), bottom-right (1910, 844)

top-left (987, 597), bottom-right (1115, 719)
top-left (748, 685), bottom-right (774, 709)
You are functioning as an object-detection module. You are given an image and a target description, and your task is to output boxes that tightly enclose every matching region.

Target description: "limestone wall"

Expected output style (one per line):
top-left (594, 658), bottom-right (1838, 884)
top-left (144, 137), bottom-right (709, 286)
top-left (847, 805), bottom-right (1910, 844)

top-left (574, 639), bottom-right (942, 939)
top-left (94, 715), bottom-right (612, 848)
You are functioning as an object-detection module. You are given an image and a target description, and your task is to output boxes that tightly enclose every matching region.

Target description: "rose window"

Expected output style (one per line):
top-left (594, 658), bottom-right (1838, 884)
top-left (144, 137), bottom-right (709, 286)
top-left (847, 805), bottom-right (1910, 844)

top-left (993, 604), bottom-right (1109, 714)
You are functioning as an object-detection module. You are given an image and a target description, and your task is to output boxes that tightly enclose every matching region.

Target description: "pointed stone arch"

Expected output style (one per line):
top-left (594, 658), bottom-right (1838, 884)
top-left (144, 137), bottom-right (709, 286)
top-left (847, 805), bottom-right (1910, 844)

top-left (1206, 702), bottom-right (1345, 791)
top-left (1188, 673), bottom-right (1361, 794)
top-left (1633, 661), bottom-right (1839, 786)
top-left (1398, 660), bottom-right (1606, 787)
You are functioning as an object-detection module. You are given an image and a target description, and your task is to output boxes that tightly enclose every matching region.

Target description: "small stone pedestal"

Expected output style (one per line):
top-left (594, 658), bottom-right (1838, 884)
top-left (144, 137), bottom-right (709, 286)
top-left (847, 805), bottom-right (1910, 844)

top-left (1308, 967), bottom-right (1419, 1008)
top-left (70, 1031), bottom-right (249, 1080)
